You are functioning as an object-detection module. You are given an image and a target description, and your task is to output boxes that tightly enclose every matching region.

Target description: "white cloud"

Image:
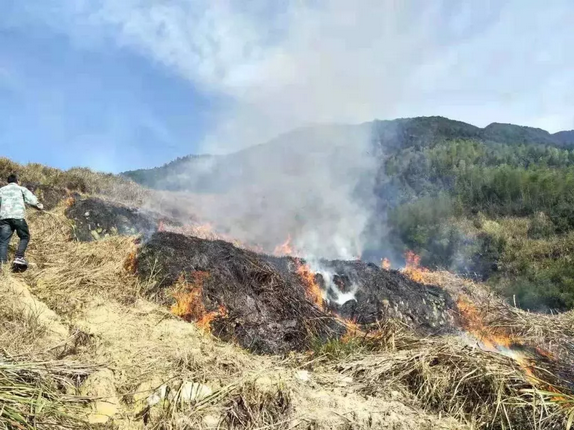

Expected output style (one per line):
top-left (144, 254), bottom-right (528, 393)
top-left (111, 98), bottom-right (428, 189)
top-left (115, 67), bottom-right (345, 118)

top-left (22, 0), bottom-right (574, 150)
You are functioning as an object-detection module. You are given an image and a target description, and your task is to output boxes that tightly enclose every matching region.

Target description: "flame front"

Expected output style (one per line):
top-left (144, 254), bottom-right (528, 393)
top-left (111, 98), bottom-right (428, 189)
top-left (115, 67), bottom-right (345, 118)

top-left (381, 258), bottom-right (391, 270)
top-left (295, 259), bottom-right (324, 310)
top-left (170, 272), bottom-right (227, 331)
top-left (274, 235), bottom-right (295, 256)
top-left (457, 296), bottom-right (535, 378)
top-left (402, 251), bottom-right (428, 283)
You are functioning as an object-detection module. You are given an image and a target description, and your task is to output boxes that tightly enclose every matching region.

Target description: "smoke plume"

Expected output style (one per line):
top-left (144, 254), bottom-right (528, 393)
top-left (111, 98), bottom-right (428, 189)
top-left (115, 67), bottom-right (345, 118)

top-left (60, 0), bottom-right (572, 259)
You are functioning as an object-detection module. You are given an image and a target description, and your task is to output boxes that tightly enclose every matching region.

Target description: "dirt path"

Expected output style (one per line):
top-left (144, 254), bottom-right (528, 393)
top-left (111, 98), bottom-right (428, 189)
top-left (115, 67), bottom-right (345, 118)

top-left (68, 295), bottom-right (465, 429)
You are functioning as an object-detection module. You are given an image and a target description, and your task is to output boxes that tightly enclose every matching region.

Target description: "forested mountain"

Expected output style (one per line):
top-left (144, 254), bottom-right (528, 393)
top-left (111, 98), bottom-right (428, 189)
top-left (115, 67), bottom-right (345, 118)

top-left (123, 117), bottom-right (574, 190)
top-left (123, 116), bottom-right (574, 311)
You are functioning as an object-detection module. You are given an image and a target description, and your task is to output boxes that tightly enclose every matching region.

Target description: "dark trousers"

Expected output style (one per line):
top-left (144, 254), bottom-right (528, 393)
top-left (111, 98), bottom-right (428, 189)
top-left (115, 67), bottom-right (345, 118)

top-left (0, 219), bottom-right (30, 263)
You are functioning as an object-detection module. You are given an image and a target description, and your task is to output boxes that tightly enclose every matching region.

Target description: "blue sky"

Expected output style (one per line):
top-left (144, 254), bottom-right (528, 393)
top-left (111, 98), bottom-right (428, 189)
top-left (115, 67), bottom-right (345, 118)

top-left (0, 12), bottom-right (218, 172)
top-left (1, 1), bottom-right (573, 172)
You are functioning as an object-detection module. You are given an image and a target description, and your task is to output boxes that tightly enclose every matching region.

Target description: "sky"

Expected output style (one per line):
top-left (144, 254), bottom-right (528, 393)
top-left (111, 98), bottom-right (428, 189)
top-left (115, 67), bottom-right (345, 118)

top-left (0, 0), bottom-right (573, 173)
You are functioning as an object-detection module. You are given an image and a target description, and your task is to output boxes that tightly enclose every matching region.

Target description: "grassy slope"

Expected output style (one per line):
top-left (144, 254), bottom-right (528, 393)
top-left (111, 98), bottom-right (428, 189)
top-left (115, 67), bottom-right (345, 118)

top-left (1, 204), bottom-right (465, 429)
top-left (119, 118), bottom-right (574, 312)
top-left (1, 157), bottom-right (574, 429)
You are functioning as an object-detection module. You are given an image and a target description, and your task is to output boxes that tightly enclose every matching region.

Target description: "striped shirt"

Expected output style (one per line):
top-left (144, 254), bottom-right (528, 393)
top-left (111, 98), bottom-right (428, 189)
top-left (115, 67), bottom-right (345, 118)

top-left (0, 183), bottom-right (40, 220)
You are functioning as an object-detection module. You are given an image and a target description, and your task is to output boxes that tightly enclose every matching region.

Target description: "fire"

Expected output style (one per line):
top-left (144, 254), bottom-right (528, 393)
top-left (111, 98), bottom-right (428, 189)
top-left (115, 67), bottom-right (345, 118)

top-left (381, 258), bottom-right (391, 270)
top-left (340, 317), bottom-right (362, 341)
top-left (401, 251), bottom-right (429, 283)
top-left (295, 259), bottom-right (324, 310)
top-left (170, 272), bottom-right (227, 331)
top-left (123, 250), bottom-right (137, 273)
top-left (457, 296), bottom-right (513, 349)
top-left (457, 296), bottom-right (535, 378)
top-left (159, 220), bottom-right (263, 252)
top-left (274, 235), bottom-right (295, 256)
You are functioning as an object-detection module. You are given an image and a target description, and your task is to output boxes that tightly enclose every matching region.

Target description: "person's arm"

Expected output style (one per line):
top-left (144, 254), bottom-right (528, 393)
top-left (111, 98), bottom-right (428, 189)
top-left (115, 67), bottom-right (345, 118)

top-left (21, 187), bottom-right (43, 210)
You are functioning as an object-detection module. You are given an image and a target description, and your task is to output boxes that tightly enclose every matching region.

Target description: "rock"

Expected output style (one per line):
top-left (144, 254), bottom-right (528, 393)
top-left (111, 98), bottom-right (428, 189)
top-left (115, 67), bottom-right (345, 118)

top-left (173, 381), bottom-right (213, 405)
top-left (295, 370), bottom-right (311, 382)
top-left (147, 384), bottom-right (169, 407)
top-left (202, 414), bottom-right (221, 428)
top-left (80, 369), bottom-right (120, 424)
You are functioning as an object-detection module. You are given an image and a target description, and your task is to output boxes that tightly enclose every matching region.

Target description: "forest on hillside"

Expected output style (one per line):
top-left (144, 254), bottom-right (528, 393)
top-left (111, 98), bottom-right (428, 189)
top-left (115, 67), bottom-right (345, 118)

top-left (124, 117), bottom-right (574, 312)
top-left (382, 132), bottom-right (574, 312)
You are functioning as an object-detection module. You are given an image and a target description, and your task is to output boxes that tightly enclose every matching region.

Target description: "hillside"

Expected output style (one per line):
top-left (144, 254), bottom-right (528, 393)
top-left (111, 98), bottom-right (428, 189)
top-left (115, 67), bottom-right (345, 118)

top-left (123, 117), bottom-right (574, 190)
top-left (121, 116), bottom-right (574, 312)
top-left (2, 159), bottom-right (574, 429)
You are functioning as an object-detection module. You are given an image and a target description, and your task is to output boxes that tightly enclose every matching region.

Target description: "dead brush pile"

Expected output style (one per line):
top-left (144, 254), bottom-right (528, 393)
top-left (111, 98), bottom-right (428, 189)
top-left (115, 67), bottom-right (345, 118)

top-left (137, 232), bottom-right (346, 354)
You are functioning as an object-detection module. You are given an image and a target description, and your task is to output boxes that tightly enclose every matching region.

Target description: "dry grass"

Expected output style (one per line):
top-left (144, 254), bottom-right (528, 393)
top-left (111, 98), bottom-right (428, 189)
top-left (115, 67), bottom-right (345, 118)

top-left (0, 156), bottom-right (149, 206)
top-left (329, 336), bottom-right (569, 430)
top-left (0, 276), bottom-right (49, 357)
top-left (0, 273), bottom-right (98, 429)
top-left (223, 382), bottom-right (292, 429)
top-left (0, 357), bottom-right (97, 430)
top-left (8, 189), bottom-right (573, 428)
top-left (21, 208), bottom-right (146, 316)
top-left (418, 270), bottom-right (574, 361)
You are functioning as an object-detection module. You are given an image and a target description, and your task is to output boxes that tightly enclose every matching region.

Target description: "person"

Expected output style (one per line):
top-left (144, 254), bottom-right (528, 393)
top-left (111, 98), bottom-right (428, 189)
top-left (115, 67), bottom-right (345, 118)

top-left (0, 174), bottom-right (43, 267)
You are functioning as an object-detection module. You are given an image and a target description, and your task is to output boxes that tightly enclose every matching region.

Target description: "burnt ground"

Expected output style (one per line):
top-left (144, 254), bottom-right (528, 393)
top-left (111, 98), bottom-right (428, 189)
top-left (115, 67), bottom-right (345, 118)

top-left (269, 257), bottom-right (455, 332)
top-left (65, 198), bottom-right (176, 242)
top-left (63, 198), bottom-right (457, 353)
top-left (137, 232), bottom-right (456, 354)
top-left (137, 232), bottom-right (346, 354)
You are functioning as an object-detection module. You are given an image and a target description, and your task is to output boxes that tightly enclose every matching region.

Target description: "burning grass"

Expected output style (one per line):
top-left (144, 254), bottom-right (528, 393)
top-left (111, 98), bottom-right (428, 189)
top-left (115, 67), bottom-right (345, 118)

top-left (170, 272), bottom-right (228, 331)
top-left (294, 259), bottom-right (325, 311)
top-left (136, 232), bottom-right (347, 354)
top-left (330, 336), bottom-right (571, 429)
top-left (9, 186), bottom-right (574, 428)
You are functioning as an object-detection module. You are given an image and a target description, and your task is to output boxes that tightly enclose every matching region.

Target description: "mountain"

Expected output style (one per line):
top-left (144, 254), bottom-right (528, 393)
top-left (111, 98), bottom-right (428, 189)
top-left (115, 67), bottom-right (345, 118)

top-left (122, 117), bottom-right (574, 190)
top-left (120, 116), bottom-right (574, 311)
top-left (554, 130), bottom-right (574, 146)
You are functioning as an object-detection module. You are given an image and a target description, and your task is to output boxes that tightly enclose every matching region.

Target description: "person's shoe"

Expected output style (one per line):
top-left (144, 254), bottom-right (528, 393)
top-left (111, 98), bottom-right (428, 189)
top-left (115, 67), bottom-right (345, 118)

top-left (13, 257), bottom-right (28, 266)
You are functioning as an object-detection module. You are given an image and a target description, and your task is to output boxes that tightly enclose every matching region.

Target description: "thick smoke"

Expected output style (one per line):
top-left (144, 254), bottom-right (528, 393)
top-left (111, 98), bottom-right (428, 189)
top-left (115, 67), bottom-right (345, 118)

top-left (88, 0), bottom-right (565, 260)
top-left (148, 124), bottom-right (380, 260)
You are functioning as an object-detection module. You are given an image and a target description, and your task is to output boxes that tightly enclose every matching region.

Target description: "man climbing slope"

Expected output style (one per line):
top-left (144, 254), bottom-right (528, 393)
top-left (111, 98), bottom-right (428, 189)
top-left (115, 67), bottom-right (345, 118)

top-left (0, 174), bottom-right (43, 267)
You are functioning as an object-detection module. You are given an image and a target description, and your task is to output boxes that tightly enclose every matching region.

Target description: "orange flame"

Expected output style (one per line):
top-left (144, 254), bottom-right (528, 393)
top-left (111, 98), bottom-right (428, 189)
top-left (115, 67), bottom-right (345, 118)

top-left (381, 258), bottom-right (391, 270)
top-left (295, 259), bottom-right (324, 310)
top-left (401, 251), bottom-right (428, 283)
top-left (339, 317), bottom-right (362, 341)
top-left (160, 221), bottom-right (263, 252)
top-left (457, 296), bottom-right (535, 378)
top-left (123, 250), bottom-right (137, 273)
top-left (170, 272), bottom-right (227, 331)
top-left (274, 235), bottom-right (295, 256)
